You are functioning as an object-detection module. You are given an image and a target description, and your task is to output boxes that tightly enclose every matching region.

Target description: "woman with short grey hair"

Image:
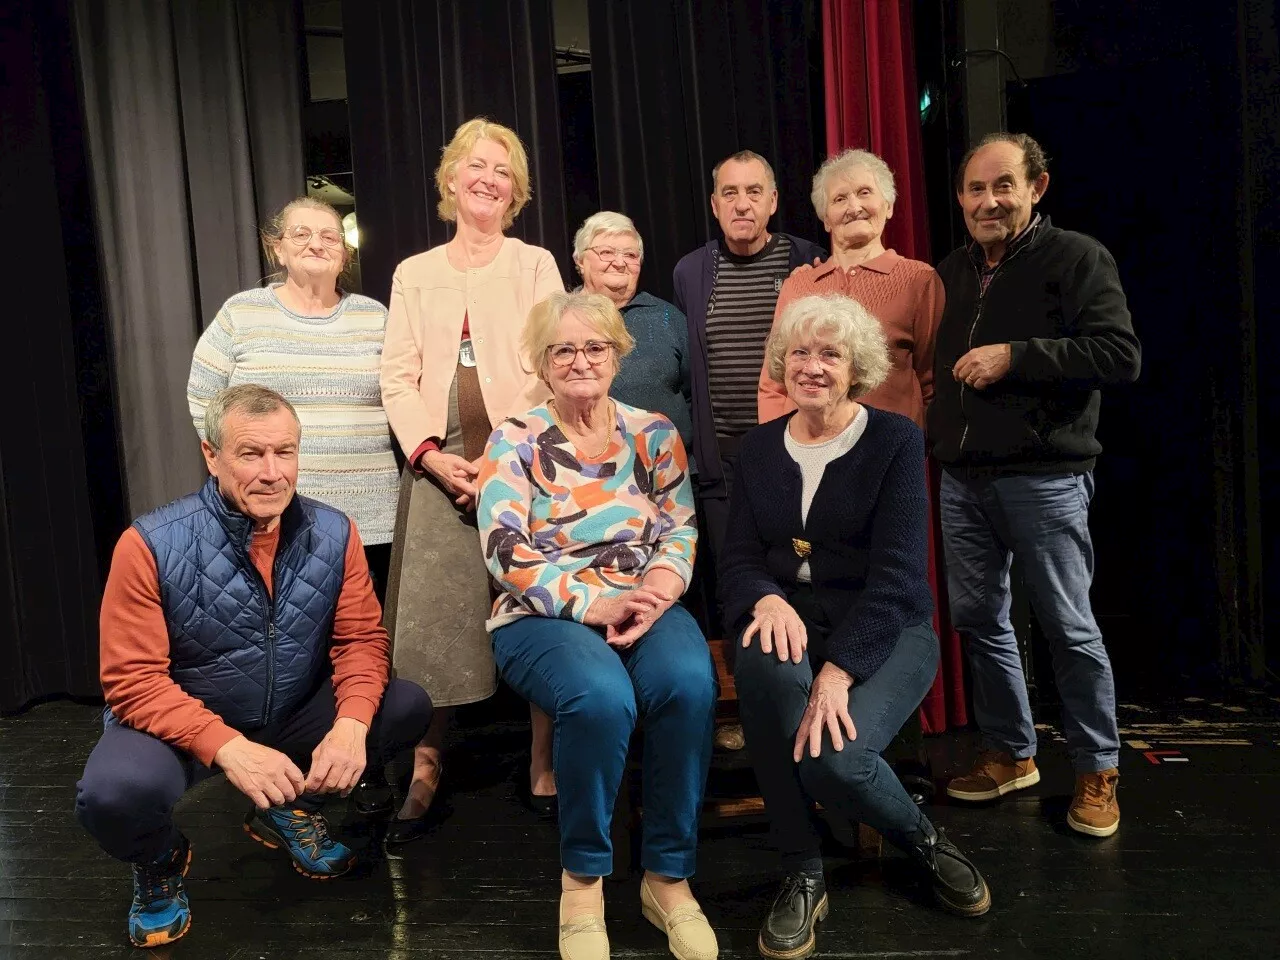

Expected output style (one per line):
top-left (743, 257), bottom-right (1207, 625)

top-left (573, 211), bottom-right (693, 454)
top-left (758, 148), bottom-right (943, 431)
top-left (724, 293), bottom-right (990, 958)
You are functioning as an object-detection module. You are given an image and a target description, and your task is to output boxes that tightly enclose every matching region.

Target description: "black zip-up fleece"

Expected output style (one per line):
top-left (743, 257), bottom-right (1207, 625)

top-left (927, 216), bottom-right (1141, 473)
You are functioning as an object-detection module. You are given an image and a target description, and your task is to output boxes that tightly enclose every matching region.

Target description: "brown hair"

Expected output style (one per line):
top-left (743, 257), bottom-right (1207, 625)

top-left (955, 132), bottom-right (1049, 192)
top-left (260, 196), bottom-right (353, 288)
top-left (435, 118), bottom-right (531, 230)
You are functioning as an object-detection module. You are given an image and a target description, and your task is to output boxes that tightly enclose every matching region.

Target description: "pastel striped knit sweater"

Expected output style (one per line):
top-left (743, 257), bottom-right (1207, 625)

top-left (187, 285), bottom-right (399, 544)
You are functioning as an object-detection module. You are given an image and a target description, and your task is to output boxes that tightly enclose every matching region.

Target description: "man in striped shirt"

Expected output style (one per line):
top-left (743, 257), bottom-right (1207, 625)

top-left (673, 151), bottom-right (825, 566)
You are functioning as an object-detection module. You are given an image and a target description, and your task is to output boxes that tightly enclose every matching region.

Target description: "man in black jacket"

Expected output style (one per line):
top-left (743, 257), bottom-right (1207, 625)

top-left (927, 133), bottom-right (1140, 838)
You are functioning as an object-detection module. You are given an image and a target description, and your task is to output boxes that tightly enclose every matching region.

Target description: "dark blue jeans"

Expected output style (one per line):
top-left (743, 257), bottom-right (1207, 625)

top-left (735, 587), bottom-right (940, 864)
top-left (939, 469), bottom-right (1119, 772)
top-left (492, 604), bottom-right (717, 878)
top-left (75, 678), bottom-right (433, 863)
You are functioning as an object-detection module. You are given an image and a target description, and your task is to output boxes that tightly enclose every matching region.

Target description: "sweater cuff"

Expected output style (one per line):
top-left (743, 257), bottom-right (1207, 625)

top-left (1007, 340), bottom-right (1028, 375)
top-left (190, 719), bottom-right (241, 768)
top-left (336, 693), bottom-right (379, 728)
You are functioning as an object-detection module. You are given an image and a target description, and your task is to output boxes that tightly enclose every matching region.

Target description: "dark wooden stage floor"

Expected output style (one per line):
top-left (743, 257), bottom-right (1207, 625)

top-left (2, 693), bottom-right (1279, 959)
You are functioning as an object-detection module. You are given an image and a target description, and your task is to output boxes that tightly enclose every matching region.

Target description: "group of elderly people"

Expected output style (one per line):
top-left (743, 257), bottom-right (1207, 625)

top-left (76, 113), bottom-right (1139, 960)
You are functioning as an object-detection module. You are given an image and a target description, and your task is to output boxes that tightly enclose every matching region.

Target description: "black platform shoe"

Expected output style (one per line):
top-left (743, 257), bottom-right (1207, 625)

top-left (905, 825), bottom-right (991, 916)
top-left (351, 764), bottom-right (393, 818)
top-left (758, 871), bottom-right (828, 960)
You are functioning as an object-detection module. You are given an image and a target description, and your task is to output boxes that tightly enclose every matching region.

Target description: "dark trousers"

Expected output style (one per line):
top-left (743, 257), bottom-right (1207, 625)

top-left (734, 587), bottom-right (938, 865)
top-left (695, 448), bottom-right (739, 642)
top-left (75, 678), bottom-right (432, 863)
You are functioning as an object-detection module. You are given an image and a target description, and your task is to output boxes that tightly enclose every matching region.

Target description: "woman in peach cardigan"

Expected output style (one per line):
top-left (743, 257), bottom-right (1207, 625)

top-left (758, 149), bottom-right (943, 428)
top-left (378, 118), bottom-right (563, 842)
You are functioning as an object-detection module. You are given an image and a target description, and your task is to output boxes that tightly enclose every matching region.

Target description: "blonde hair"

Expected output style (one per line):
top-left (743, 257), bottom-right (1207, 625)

top-left (260, 196), bottom-right (352, 286)
top-left (810, 149), bottom-right (897, 221)
top-left (435, 118), bottom-right (531, 230)
top-left (572, 211), bottom-right (645, 264)
top-left (521, 291), bottom-right (636, 382)
top-left (765, 294), bottom-right (891, 399)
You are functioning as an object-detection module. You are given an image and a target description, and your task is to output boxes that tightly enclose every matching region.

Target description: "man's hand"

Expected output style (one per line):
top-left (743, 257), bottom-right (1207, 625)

top-left (953, 343), bottom-right (1012, 391)
top-left (420, 450), bottom-right (480, 509)
top-left (742, 595), bottom-right (808, 663)
top-left (304, 717), bottom-right (369, 796)
top-left (213, 736), bottom-right (306, 810)
top-left (792, 662), bottom-right (857, 762)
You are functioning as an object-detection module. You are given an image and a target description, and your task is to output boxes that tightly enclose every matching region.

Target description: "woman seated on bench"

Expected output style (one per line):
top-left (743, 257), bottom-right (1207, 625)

top-left (476, 290), bottom-right (719, 960)
top-left (721, 293), bottom-right (991, 960)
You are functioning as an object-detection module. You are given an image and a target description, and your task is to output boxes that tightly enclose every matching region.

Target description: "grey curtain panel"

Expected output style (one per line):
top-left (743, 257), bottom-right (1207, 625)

top-left (341, 0), bottom-right (571, 306)
top-left (73, 0), bottom-right (304, 515)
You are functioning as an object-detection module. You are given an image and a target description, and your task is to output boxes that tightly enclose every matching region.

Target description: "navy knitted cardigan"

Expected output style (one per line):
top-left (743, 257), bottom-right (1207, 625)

top-left (718, 406), bottom-right (934, 680)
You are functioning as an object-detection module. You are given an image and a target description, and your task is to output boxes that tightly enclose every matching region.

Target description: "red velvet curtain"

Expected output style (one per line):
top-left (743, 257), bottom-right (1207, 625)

top-left (822, 0), bottom-right (967, 732)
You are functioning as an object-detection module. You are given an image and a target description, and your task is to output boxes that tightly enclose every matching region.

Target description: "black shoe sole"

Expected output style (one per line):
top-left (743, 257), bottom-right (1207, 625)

top-left (757, 893), bottom-right (829, 960)
top-left (934, 878), bottom-right (991, 917)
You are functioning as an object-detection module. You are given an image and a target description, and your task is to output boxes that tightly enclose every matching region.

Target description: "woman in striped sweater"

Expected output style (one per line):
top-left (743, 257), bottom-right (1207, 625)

top-left (187, 197), bottom-right (399, 583)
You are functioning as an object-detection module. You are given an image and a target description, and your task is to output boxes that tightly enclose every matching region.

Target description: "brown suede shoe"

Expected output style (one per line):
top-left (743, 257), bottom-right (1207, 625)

top-left (946, 750), bottom-right (1040, 802)
top-left (1067, 769), bottom-right (1120, 837)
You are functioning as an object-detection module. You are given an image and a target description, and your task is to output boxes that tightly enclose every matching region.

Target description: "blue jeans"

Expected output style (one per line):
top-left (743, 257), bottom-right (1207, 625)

top-left (734, 586), bottom-right (940, 864)
top-left (492, 604), bottom-right (716, 878)
top-left (939, 469), bottom-right (1119, 772)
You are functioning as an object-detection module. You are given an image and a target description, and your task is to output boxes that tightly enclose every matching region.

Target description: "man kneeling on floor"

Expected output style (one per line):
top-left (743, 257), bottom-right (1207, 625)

top-left (75, 384), bottom-right (433, 948)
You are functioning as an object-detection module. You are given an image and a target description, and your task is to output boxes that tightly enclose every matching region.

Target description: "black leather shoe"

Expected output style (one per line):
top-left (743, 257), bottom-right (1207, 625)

top-left (351, 765), bottom-right (393, 818)
top-left (384, 765), bottom-right (448, 847)
top-left (906, 825), bottom-right (991, 916)
top-left (758, 871), bottom-right (828, 959)
top-left (519, 779), bottom-right (558, 821)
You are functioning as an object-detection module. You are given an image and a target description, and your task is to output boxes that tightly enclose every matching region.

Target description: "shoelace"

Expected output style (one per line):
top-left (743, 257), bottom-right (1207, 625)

top-left (776, 873), bottom-right (818, 911)
top-left (1079, 776), bottom-right (1115, 806)
top-left (135, 859), bottom-right (179, 904)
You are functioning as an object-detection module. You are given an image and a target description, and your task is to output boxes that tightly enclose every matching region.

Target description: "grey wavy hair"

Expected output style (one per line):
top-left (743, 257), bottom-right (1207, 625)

top-left (765, 294), bottom-right (891, 400)
top-left (810, 149), bottom-right (897, 220)
top-left (572, 211), bottom-right (645, 265)
top-left (204, 384), bottom-right (300, 449)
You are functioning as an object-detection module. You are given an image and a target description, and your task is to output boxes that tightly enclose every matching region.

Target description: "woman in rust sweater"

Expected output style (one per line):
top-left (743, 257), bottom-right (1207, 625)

top-left (758, 149), bottom-right (943, 429)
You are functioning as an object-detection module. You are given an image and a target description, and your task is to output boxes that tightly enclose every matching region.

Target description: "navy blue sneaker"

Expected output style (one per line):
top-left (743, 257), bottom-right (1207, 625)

top-left (243, 806), bottom-right (356, 878)
top-left (128, 833), bottom-right (192, 948)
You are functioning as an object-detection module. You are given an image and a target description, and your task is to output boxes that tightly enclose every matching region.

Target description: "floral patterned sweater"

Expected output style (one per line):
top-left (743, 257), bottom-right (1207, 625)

top-left (476, 401), bottom-right (698, 631)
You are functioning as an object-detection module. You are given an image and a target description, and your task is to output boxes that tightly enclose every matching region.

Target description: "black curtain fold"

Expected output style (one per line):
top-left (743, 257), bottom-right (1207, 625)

top-left (341, 0), bottom-right (571, 307)
top-left (588, 0), bottom-right (826, 303)
top-left (73, 0), bottom-right (304, 516)
top-left (1, 0), bottom-right (102, 711)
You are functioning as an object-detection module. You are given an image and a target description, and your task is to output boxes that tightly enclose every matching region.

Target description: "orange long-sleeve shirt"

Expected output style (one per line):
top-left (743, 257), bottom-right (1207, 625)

top-left (757, 250), bottom-right (945, 429)
top-left (99, 517), bottom-right (390, 767)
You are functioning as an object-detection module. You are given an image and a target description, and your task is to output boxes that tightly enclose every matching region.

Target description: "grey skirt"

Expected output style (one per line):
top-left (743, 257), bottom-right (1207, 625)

top-left (384, 377), bottom-right (496, 708)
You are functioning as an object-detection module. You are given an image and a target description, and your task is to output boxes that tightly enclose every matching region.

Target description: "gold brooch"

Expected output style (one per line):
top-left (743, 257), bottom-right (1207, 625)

top-left (792, 538), bottom-right (811, 558)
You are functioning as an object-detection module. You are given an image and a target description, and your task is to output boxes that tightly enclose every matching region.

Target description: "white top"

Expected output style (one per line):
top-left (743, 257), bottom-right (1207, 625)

top-left (783, 405), bottom-right (869, 581)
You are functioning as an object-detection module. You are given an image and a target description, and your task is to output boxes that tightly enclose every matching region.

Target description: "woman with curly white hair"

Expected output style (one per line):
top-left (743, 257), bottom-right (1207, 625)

top-left (721, 293), bottom-right (990, 960)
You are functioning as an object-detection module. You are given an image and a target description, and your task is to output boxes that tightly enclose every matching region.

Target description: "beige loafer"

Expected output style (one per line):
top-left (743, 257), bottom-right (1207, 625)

top-left (640, 878), bottom-right (718, 960)
top-left (559, 887), bottom-right (609, 960)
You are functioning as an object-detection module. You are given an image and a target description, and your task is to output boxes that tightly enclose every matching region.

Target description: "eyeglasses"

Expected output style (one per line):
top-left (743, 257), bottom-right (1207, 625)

top-left (547, 340), bottom-right (614, 367)
top-left (283, 225), bottom-right (343, 247)
top-left (587, 246), bottom-right (641, 266)
top-left (787, 347), bottom-right (846, 367)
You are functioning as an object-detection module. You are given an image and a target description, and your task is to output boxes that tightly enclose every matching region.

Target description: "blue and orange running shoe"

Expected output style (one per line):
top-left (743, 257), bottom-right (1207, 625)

top-left (128, 833), bottom-right (192, 948)
top-left (243, 806), bottom-right (356, 878)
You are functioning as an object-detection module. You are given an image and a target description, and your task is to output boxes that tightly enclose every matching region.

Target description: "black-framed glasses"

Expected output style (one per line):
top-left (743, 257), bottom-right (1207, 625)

top-left (547, 340), bottom-right (614, 368)
top-left (283, 225), bottom-right (343, 247)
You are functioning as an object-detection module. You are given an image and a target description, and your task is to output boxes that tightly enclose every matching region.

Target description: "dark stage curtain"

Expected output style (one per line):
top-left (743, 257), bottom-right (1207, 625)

top-left (822, 0), bottom-right (964, 730)
top-left (72, 0), bottom-right (304, 516)
top-left (340, 0), bottom-right (572, 308)
top-left (1, 0), bottom-right (102, 710)
top-left (587, 0), bottom-right (827, 304)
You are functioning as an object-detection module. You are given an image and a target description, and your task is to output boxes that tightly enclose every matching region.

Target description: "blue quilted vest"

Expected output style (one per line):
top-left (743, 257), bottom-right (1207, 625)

top-left (132, 476), bottom-right (351, 730)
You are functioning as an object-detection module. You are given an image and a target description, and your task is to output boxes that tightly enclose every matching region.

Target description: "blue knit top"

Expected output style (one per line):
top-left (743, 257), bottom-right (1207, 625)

top-left (610, 291), bottom-right (693, 453)
top-left (718, 407), bottom-right (934, 680)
